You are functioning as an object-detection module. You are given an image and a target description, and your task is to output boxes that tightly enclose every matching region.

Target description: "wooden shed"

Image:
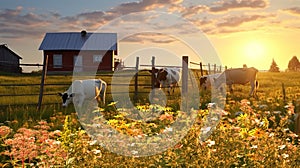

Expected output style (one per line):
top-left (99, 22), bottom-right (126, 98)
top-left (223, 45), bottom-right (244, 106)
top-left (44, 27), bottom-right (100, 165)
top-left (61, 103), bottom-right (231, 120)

top-left (0, 44), bottom-right (22, 73)
top-left (39, 31), bottom-right (118, 72)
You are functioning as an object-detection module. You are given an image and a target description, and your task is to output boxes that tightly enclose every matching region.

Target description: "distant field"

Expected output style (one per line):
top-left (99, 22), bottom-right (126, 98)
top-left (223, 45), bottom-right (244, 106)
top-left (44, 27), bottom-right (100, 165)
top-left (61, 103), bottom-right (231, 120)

top-left (1, 71), bottom-right (300, 104)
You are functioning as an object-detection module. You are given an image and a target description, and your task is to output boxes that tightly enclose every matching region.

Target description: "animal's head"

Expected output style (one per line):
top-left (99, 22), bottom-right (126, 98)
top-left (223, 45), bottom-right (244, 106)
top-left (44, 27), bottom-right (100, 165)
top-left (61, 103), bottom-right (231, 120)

top-left (58, 92), bottom-right (75, 107)
top-left (200, 76), bottom-right (208, 89)
top-left (148, 68), bottom-right (168, 88)
top-left (156, 69), bottom-right (168, 87)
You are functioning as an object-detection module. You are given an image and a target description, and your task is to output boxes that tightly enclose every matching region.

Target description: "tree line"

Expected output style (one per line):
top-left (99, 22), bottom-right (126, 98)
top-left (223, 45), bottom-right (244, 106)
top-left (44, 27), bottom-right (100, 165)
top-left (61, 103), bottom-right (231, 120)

top-left (269, 56), bottom-right (300, 72)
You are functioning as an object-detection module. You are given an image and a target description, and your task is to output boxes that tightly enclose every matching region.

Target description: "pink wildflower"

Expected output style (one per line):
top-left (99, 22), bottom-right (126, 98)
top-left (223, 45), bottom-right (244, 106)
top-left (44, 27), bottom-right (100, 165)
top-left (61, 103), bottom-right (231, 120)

top-left (0, 126), bottom-right (12, 137)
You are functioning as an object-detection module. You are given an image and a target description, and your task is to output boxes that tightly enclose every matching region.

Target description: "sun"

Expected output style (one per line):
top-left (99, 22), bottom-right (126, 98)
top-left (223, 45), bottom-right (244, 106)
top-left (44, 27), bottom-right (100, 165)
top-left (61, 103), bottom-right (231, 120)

top-left (244, 41), bottom-right (266, 59)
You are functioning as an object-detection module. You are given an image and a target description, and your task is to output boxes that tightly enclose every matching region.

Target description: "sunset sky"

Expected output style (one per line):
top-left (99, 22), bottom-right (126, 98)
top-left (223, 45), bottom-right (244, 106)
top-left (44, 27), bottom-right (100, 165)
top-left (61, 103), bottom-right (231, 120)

top-left (1, 0), bottom-right (300, 72)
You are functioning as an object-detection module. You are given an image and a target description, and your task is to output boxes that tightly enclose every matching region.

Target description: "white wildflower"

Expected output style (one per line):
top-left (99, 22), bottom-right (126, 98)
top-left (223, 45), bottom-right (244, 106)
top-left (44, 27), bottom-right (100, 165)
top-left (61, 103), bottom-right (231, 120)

top-left (250, 145), bottom-right (258, 149)
top-left (278, 145), bottom-right (286, 150)
top-left (282, 153), bottom-right (289, 159)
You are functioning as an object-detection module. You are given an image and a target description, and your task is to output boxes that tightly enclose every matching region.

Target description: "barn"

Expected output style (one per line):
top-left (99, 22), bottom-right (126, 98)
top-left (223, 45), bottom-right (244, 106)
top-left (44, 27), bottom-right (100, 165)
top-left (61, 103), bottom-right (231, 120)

top-left (0, 44), bottom-right (22, 73)
top-left (39, 31), bottom-right (118, 73)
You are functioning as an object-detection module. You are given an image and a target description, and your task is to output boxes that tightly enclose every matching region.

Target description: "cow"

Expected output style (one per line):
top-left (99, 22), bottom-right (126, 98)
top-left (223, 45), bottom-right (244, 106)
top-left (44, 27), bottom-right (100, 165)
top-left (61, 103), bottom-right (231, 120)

top-left (150, 68), bottom-right (181, 95)
top-left (58, 79), bottom-right (107, 107)
top-left (213, 67), bottom-right (259, 96)
top-left (200, 73), bottom-right (221, 90)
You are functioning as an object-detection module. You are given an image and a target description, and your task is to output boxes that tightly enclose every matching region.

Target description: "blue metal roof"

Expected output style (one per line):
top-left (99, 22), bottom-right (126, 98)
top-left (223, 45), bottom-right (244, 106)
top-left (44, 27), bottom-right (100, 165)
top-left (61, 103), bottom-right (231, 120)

top-left (39, 32), bottom-right (117, 51)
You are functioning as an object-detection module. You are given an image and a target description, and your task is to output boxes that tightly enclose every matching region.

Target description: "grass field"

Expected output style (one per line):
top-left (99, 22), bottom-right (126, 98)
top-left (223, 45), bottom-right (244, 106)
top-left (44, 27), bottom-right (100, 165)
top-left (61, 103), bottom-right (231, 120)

top-left (1, 71), bottom-right (300, 167)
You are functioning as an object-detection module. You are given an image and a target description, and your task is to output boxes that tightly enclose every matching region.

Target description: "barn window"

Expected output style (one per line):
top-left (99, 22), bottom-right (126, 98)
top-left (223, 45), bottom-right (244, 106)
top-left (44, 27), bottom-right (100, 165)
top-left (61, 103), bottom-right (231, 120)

top-left (53, 54), bottom-right (62, 68)
top-left (93, 55), bottom-right (103, 63)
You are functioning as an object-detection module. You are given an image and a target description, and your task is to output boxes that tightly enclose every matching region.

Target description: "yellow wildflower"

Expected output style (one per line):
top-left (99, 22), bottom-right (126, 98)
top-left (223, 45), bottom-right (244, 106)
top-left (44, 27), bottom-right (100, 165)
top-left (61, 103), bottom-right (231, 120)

top-left (239, 128), bottom-right (249, 138)
top-left (249, 128), bottom-right (265, 138)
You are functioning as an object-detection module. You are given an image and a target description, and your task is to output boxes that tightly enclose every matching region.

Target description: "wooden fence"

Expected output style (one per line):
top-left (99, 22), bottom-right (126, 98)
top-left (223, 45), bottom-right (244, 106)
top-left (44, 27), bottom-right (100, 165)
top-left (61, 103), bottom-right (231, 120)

top-left (0, 56), bottom-right (224, 110)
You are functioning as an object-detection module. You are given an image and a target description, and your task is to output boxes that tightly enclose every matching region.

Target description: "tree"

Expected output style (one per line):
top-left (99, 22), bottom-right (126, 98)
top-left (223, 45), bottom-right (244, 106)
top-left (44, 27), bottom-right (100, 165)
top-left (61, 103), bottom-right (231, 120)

top-left (269, 59), bottom-right (280, 72)
top-left (288, 56), bottom-right (300, 71)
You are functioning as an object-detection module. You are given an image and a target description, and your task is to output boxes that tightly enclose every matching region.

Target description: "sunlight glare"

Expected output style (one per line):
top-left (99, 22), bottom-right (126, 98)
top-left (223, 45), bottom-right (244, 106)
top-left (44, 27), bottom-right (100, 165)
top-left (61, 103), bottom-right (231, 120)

top-left (244, 41), bottom-right (266, 59)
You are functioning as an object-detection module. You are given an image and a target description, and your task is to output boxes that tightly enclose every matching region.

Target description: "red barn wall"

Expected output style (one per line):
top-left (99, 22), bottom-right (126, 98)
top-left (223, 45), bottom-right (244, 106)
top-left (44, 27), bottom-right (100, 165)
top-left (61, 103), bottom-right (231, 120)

top-left (44, 50), bottom-right (113, 72)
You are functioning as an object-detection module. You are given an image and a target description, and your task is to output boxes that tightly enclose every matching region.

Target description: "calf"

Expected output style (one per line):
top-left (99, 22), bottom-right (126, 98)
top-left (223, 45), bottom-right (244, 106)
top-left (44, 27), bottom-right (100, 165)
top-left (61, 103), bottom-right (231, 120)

top-left (150, 68), bottom-right (181, 95)
top-left (58, 79), bottom-right (107, 107)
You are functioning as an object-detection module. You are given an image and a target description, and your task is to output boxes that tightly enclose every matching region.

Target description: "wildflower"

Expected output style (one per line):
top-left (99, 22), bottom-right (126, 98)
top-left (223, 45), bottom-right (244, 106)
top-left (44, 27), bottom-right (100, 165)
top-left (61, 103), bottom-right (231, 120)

top-left (163, 127), bottom-right (173, 133)
top-left (131, 150), bottom-right (138, 155)
top-left (249, 128), bottom-right (265, 138)
top-left (237, 113), bottom-right (248, 121)
top-left (273, 111), bottom-right (281, 114)
top-left (108, 101), bottom-right (118, 106)
top-left (282, 153), bottom-right (289, 159)
top-left (287, 133), bottom-right (298, 138)
top-left (174, 143), bottom-right (183, 149)
top-left (283, 128), bottom-right (290, 132)
top-left (0, 126), bottom-right (12, 137)
top-left (259, 104), bottom-right (268, 109)
top-left (201, 127), bottom-right (211, 134)
top-left (269, 132), bottom-right (275, 137)
top-left (250, 145), bottom-right (258, 149)
top-left (239, 128), bottom-right (249, 138)
top-left (164, 107), bottom-right (173, 112)
top-left (278, 145), bottom-right (286, 150)
top-left (220, 122), bottom-right (230, 131)
top-left (93, 149), bottom-right (101, 155)
top-left (159, 113), bottom-right (173, 121)
top-left (241, 99), bottom-right (250, 106)
top-left (285, 103), bottom-right (295, 115)
top-left (89, 140), bottom-right (98, 146)
top-left (260, 117), bottom-right (269, 129)
top-left (208, 103), bottom-right (216, 109)
top-left (206, 139), bottom-right (215, 147)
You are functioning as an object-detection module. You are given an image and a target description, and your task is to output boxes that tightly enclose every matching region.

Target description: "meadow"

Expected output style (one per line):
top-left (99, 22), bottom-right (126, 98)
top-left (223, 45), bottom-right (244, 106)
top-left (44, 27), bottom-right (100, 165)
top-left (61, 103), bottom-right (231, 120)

top-left (1, 71), bottom-right (300, 167)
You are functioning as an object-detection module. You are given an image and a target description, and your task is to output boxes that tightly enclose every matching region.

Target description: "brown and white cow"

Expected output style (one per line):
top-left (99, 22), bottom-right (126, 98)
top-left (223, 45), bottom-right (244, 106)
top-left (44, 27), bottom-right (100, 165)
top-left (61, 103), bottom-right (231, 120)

top-left (213, 67), bottom-right (259, 96)
top-left (150, 68), bottom-right (181, 95)
top-left (58, 79), bottom-right (107, 107)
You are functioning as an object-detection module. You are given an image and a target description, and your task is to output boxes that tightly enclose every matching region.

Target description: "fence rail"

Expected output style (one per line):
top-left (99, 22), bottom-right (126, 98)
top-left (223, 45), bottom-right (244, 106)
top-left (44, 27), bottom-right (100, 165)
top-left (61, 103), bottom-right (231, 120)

top-left (0, 56), bottom-right (225, 108)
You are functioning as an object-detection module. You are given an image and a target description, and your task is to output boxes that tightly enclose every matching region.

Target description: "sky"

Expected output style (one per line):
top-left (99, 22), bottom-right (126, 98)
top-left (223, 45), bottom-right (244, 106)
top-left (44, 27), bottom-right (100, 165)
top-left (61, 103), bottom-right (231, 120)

top-left (1, 0), bottom-right (300, 72)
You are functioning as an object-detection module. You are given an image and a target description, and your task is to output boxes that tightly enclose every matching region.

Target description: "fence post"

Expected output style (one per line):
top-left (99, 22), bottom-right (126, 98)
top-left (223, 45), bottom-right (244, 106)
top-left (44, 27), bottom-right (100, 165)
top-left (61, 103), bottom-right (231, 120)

top-left (208, 63), bottom-right (211, 74)
top-left (182, 56), bottom-right (188, 96)
top-left (282, 83), bottom-right (286, 104)
top-left (151, 56), bottom-right (156, 89)
top-left (214, 64), bottom-right (216, 74)
top-left (200, 62), bottom-right (203, 76)
top-left (151, 56), bottom-right (156, 100)
top-left (37, 55), bottom-right (48, 112)
top-left (134, 57), bottom-right (139, 103)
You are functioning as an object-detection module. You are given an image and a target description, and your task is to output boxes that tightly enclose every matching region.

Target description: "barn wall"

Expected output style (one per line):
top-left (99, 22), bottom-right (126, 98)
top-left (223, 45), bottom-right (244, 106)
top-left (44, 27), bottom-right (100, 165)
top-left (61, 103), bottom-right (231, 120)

top-left (0, 47), bottom-right (21, 73)
top-left (44, 50), bottom-right (113, 72)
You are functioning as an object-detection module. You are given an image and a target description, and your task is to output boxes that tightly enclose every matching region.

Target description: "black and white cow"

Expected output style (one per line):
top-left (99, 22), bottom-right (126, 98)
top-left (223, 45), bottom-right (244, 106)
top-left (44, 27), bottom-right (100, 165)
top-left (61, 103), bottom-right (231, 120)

top-left (58, 79), bottom-right (107, 107)
top-left (200, 73), bottom-right (221, 90)
top-left (150, 68), bottom-right (181, 94)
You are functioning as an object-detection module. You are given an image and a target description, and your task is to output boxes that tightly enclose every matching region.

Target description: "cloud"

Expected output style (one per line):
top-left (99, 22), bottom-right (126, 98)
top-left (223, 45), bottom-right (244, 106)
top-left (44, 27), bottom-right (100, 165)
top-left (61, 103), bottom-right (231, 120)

top-left (282, 7), bottom-right (300, 16)
top-left (109, 0), bottom-right (182, 16)
top-left (0, 7), bottom-right (53, 39)
top-left (209, 0), bottom-right (269, 13)
top-left (216, 13), bottom-right (272, 27)
top-left (181, 5), bottom-right (208, 18)
top-left (121, 33), bottom-right (177, 44)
